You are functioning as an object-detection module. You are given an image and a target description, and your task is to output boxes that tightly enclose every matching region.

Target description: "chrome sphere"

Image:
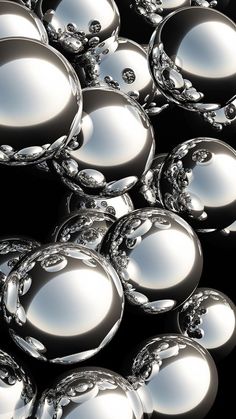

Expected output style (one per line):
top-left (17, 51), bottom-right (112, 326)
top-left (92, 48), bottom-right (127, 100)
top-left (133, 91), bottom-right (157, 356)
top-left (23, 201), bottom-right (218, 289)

top-left (51, 87), bottom-right (155, 197)
top-left (35, 367), bottom-right (144, 419)
top-left (0, 348), bottom-right (37, 419)
top-left (128, 334), bottom-right (218, 419)
top-left (81, 37), bottom-right (156, 107)
top-left (0, 0), bottom-right (48, 42)
top-left (140, 153), bottom-right (167, 206)
top-left (0, 37), bottom-right (82, 165)
top-left (131, 0), bottom-right (191, 26)
top-left (158, 137), bottom-right (236, 230)
top-left (149, 7), bottom-right (236, 128)
top-left (0, 236), bottom-right (40, 306)
top-left (101, 208), bottom-right (203, 314)
top-left (36, 0), bottom-right (120, 55)
top-left (2, 243), bottom-right (124, 364)
top-left (62, 191), bottom-right (134, 219)
top-left (178, 288), bottom-right (236, 359)
top-left (52, 209), bottom-right (116, 251)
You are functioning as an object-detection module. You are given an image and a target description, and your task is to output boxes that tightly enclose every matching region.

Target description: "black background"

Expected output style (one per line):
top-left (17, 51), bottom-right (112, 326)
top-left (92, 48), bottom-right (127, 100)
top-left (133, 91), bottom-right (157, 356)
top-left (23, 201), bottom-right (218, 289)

top-left (0, 0), bottom-right (235, 417)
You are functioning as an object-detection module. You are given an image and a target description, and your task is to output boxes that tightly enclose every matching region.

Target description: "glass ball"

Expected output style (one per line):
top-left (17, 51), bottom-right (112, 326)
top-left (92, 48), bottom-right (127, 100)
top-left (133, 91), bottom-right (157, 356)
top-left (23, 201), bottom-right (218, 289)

top-left (2, 243), bottom-right (124, 364)
top-left (101, 208), bottom-right (203, 314)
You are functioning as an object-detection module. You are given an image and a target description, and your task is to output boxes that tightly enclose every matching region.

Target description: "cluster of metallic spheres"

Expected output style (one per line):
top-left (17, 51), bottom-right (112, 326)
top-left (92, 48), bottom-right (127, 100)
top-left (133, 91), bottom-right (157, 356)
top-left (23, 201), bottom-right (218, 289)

top-left (0, 0), bottom-right (235, 418)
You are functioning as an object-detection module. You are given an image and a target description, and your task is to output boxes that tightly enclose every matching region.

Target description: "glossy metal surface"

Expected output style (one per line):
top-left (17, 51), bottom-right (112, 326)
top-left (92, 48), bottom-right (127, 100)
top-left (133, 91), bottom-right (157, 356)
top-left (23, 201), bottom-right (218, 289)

top-left (131, 0), bottom-right (191, 26)
top-left (0, 37), bottom-right (82, 165)
top-left (36, 0), bottom-right (120, 54)
top-left (2, 243), bottom-right (124, 364)
top-left (81, 37), bottom-right (156, 107)
top-left (101, 208), bottom-right (203, 314)
top-left (0, 236), bottom-right (40, 306)
top-left (149, 7), bottom-right (236, 128)
top-left (178, 288), bottom-right (236, 359)
top-left (140, 153), bottom-right (167, 206)
top-left (62, 191), bottom-right (134, 219)
top-left (36, 367), bottom-right (144, 419)
top-left (128, 334), bottom-right (218, 419)
top-left (158, 137), bottom-right (236, 229)
top-left (52, 87), bottom-right (155, 197)
top-left (0, 348), bottom-right (37, 419)
top-left (0, 1), bottom-right (48, 42)
top-left (52, 209), bottom-right (116, 251)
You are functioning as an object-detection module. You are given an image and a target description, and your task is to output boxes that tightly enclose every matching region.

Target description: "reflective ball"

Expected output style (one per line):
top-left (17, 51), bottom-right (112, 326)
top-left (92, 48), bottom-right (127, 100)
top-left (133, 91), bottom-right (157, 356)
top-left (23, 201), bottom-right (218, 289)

top-left (158, 137), bottom-right (236, 230)
top-left (178, 288), bottom-right (236, 359)
top-left (35, 367), bottom-right (144, 419)
top-left (128, 334), bottom-right (218, 419)
top-left (131, 0), bottom-right (192, 26)
top-left (80, 37), bottom-right (156, 107)
top-left (0, 0), bottom-right (48, 42)
top-left (101, 208), bottom-right (203, 314)
top-left (36, 0), bottom-right (120, 55)
top-left (2, 243), bottom-right (124, 364)
top-left (149, 7), bottom-right (236, 129)
top-left (0, 236), bottom-right (40, 305)
top-left (0, 348), bottom-right (37, 419)
top-left (51, 87), bottom-right (155, 197)
top-left (0, 37), bottom-right (82, 165)
top-left (52, 209), bottom-right (116, 251)
top-left (139, 153), bottom-right (167, 206)
top-left (62, 191), bottom-right (134, 219)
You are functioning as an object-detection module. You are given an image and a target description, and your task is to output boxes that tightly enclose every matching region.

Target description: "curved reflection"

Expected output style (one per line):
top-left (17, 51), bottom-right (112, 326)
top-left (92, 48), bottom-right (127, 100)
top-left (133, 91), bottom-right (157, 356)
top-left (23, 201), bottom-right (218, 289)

top-left (148, 356), bottom-right (210, 415)
top-left (0, 1), bottom-right (48, 43)
top-left (3, 243), bottom-right (124, 363)
top-left (27, 268), bottom-right (113, 336)
top-left (178, 288), bottom-right (236, 358)
top-left (131, 335), bottom-right (218, 419)
top-left (36, 367), bottom-right (144, 419)
top-left (177, 21), bottom-right (236, 79)
top-left (1, 58), bottom-right (71, 127)
top-left (101, 208), bottom-right (202, 313)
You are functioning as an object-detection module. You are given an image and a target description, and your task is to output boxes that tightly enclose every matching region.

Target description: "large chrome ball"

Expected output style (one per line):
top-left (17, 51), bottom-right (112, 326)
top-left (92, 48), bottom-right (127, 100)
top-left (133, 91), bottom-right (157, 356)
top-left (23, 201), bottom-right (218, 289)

top-left (52, 209), bottom-right (116, 251)
top-left (81, 37), bottom-right (156, 107)
top-left (101, 208), bottom-right (203, 314)
top-left (0, 348), bottom-right (37, 419)
top-left (0, 0), bottom-right (48, 42)
top-left (2, 243), bottom-right (124, 364)
top-left (158, 137), bottom-right (236, 230)
top-left (36, 0), bottom-right (120, 55)
top-left (178, 288), bottom-right (236, 359)
top-left (35, 367), bottom-right (144, 419)
top-left (0, 37), bottom-right (82, 165)
top-left (62, 191), bottom-right (134, 219)
top-left (128, 334), bottom-right (218, 419)
top-left (149, 7), bottom-right (236, 128)
top-left (51, 87), bottom-right (155, 197)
